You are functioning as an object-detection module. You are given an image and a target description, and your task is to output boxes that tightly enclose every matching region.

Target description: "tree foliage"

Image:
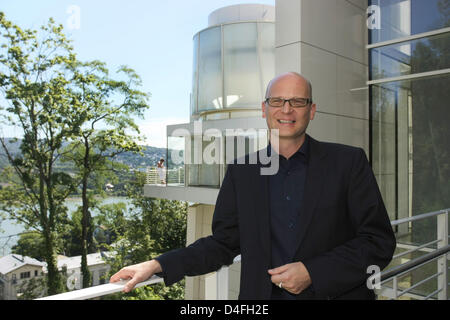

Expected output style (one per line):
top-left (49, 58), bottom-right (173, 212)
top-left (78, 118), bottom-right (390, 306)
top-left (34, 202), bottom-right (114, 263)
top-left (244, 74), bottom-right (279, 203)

top-left (0, 12), bottom-right (82, 294)
top-left (102, 171), bottom-right (188, 300)
top-left (0, 12), bottom-right (149, 294)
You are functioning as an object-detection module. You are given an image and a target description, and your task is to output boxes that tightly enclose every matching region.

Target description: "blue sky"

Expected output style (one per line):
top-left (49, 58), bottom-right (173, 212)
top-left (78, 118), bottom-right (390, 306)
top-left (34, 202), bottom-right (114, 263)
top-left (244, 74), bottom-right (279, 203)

top-left (1, 0), bottom-right (274, 147)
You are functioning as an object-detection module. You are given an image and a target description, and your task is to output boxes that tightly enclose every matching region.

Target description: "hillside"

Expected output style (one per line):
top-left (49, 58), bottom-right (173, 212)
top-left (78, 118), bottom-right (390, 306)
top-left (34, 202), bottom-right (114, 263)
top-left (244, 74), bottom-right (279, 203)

top-left (0, 138), bottom-right (166, 172)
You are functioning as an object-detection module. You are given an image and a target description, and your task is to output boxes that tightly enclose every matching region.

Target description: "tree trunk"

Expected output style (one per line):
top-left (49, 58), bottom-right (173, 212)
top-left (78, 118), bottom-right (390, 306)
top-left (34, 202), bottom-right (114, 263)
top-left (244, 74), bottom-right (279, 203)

top-left (42, 227), bottom-right (62, 295)
top-left (81, 137), bottom-right (92, 288)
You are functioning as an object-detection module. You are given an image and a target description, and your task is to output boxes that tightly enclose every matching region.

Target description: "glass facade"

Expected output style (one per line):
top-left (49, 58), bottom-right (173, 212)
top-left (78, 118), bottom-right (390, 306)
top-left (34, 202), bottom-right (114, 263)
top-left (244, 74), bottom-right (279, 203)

top-left (187, 135), bottom-right (221, 188)
top-left (169, 128), bottom-right (268, 188)
top-left (370, 0), bottom-right (450, 43)
top-left (191, 22), bottom-right (275, 118)
top-left (370, 32), bottom-right (450, 80)
top-left (369, 0), bottom-right (450, 298)
top-left (197, 27), bottom-right (222, 112)
top-left (369, 0), bottom-right (450, 243)
top-left (167, 136), bottom-right (185, 186)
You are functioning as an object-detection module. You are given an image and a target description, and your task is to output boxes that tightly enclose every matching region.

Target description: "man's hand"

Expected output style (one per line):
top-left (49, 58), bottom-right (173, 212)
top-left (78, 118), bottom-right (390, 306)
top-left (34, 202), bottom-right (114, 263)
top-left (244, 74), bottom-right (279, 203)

top-left (268, 261), bottom-right (312, 295)
top-left (110, 259), bottom-right (162, 293)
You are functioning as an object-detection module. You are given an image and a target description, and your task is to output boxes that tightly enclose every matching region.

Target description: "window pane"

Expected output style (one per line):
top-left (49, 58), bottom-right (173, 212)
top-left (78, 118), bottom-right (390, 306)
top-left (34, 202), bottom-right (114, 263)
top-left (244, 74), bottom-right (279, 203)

top-left (187, 136), bottom-right (220, 187)
top-left (258, 22), bottom-right (275, 99)
top-left (223, 23), bottom-right (261, 108)
top-left (371, 74), bottom-right (450, 244)
top-left (167, 136), bottom-right (185, 186)
top-left (191, 34), bottom-right (199, 115)
top-left (370, 32), bottom-right (450, 80)
top-left (369, 0), bottom-right (450, 43)
top-left (198, 27), bottom-right (222, 112)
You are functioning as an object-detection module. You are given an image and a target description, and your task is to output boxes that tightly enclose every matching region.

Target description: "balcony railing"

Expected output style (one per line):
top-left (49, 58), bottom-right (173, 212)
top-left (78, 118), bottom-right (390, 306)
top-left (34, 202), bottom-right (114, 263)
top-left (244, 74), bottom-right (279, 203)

top-left (36, 209), bottom-right (449, 300)
top-left (373, 208), bottom-right (449, 300)
top-left (146, 166), bottom-right (185, 186)
top-left (35, 276), bottom-right (164, 300)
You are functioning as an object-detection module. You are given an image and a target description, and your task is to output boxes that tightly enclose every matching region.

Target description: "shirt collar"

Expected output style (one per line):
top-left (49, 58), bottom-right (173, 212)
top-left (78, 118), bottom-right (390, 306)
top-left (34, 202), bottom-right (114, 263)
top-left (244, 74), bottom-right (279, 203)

top-left (266, 134), bottom-right (310, 161)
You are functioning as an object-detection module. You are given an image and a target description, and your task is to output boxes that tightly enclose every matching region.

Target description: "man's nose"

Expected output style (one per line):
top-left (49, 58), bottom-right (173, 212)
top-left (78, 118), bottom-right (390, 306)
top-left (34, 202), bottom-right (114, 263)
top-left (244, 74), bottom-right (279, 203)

top-left (281, 100), bottom-right (292, 113)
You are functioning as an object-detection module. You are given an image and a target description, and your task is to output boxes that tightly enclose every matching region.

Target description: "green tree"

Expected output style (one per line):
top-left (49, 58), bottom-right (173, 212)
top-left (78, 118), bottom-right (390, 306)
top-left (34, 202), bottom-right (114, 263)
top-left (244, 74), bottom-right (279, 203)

top-left (60, 60), bottom-right (149, 288)
top-left (17, 276), bottom-right (46, 300)
top-left (102, 171), bottom-right (188, 300)
top-left (11, 231), bottom-right (46, 261)
top-left (0, 13), bottom-right (83, 294)
top-left (93, 202), bottom-right (128, 248)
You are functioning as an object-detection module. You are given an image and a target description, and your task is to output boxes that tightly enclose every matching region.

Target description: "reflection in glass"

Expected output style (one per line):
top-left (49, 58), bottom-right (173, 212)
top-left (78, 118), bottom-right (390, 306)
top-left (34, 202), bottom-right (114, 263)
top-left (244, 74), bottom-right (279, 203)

top-left (167, 136), bottom-right (185, 186)
top-left (191, 34), bottom-right (199, 115)
top-left (369, 0), bottom-right (450, 44)
top-left (223, 23), bottom-right (260, 108)
top-left (370, 32), bottom-right (450, 80)
top-left (198, 27), bottom-right (222, 112)
top-left (187, 136), bottom-right (221, 188)
top-left (371, 74), bottom-right (450, 245)
top-left (258, 22), bottom-right (276, 98)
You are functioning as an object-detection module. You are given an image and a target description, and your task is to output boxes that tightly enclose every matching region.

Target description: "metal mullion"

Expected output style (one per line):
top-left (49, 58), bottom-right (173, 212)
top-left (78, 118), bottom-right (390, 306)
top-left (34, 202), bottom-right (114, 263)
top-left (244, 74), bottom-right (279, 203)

top-left (367, 27), bottom-right (450, 50)
top-left (221, 24), bottom-right (225, 109)
top-left (367, 68), bottom-right (450, 86)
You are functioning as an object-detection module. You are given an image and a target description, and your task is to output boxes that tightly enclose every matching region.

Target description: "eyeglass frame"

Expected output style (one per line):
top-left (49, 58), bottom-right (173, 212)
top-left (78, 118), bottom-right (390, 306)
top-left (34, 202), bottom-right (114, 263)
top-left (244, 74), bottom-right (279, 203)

top-left (264, 97), bottom-right (313, 108)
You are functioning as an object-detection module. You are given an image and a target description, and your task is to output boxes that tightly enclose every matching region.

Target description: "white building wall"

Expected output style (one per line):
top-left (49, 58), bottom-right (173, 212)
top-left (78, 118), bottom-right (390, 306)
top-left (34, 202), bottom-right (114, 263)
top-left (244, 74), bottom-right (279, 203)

top-left (275, 0), bottom-right (369, 153)
top-left (0, 265), bottom-right (44, 300)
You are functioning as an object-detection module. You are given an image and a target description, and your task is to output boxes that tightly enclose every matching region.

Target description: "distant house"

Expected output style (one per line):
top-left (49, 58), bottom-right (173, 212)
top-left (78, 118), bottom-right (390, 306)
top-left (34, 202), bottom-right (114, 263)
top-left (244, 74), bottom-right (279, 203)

top-left (0, 254), bottom-right (45, 300)
top-left (105, 183), bottom-right (114, 192)
top-left (56, 252), bottom-right (112, 290)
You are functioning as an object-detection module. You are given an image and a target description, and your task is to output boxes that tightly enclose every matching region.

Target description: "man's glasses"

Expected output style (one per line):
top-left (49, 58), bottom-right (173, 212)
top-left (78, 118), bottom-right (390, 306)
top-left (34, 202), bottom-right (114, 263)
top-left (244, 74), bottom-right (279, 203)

top-left (265, 97), bottom-right (312, 108)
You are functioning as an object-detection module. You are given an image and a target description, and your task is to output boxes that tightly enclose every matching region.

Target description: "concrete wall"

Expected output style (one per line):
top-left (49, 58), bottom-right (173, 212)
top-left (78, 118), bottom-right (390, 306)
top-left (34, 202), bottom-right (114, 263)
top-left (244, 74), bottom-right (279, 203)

top-left (275, 0), bottom-right (369, 153)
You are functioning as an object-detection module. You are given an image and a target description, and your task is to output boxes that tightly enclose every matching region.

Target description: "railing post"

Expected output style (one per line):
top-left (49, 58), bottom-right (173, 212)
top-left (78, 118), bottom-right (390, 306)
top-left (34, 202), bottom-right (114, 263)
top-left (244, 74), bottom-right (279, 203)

top-left (393, 276), bottom-right (398, 300)
top-left (216, 265), bottom-right (229, 300)
top-left (437, 210), bottom-right (448, 300)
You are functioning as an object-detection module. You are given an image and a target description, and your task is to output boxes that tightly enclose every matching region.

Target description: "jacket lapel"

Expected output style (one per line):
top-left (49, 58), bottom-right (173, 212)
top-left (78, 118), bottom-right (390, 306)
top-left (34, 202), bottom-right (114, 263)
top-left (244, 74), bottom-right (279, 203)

top-left (294, 136), bottom-right (328, 256)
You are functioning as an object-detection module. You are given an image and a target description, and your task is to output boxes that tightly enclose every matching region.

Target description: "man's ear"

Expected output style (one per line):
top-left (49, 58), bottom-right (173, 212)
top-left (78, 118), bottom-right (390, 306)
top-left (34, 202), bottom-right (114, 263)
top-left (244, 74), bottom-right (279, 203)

top-left (262, 101), bottom-right (266, 118)
top-left (309, 103), bottom-right (317, 120)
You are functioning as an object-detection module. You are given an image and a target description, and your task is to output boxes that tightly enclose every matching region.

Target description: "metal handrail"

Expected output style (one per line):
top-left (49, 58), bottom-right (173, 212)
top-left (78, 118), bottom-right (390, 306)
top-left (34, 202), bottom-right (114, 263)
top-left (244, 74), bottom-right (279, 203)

top-left (391, 208), bottom-right (449, 226)
top-left (377, 245), bottom-right (450, 282)
top-left (372, 209), bottom-right (448, 300)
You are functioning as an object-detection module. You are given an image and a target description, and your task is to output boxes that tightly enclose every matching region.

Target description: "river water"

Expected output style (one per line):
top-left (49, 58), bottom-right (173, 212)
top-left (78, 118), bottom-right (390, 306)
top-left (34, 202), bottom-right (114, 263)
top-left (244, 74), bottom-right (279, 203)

top-left (0, 196), bottom-right (133, 257)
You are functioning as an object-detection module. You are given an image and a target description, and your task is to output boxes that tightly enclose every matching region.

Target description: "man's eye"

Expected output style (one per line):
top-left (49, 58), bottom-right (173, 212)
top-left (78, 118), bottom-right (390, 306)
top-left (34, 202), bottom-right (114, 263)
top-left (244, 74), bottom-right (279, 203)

top-left (292, 99), bottom-right (306, 105)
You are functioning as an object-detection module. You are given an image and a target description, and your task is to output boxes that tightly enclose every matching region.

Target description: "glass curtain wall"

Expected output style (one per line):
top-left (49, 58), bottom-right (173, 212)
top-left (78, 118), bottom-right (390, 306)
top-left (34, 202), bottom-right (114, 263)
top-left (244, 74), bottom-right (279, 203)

top-left (369, 0), bottom-right (450, 297)
top-left (191, 22), bottom-right (275, 118)
top-left (167, 136), bottom-right (185, 186)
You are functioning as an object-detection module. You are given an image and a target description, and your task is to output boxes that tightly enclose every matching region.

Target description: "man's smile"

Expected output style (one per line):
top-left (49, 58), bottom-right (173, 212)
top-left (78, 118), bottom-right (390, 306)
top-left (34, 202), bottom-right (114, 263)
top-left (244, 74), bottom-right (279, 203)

top-left (277, 119), bottom-right (296, 124)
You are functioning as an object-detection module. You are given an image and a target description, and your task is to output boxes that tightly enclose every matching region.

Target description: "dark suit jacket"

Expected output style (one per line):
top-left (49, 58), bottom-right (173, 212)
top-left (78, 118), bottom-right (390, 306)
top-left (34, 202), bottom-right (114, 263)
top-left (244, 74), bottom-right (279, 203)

top-left (156, 135), bottom-right (396, 300)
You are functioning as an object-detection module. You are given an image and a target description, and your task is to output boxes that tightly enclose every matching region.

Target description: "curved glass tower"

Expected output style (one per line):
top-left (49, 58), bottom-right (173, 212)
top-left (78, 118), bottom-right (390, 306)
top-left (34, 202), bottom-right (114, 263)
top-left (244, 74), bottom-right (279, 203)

top-left (190, 4), bottom-right (275, 121)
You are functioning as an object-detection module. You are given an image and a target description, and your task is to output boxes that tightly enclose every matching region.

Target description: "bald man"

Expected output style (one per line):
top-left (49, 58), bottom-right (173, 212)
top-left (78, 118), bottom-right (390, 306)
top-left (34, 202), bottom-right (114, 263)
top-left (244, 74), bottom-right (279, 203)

top-left (111, 72), bottom-right (396, 300)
